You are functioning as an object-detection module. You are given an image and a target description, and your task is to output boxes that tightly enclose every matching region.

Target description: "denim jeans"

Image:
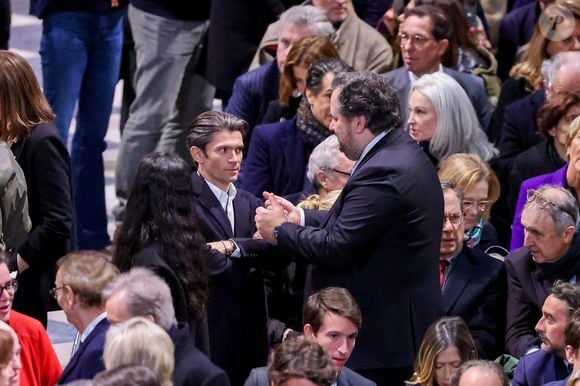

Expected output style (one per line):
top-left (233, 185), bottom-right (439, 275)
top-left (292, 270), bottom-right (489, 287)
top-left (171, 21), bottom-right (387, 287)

top-left (40, 8), bottom-right (125, 249)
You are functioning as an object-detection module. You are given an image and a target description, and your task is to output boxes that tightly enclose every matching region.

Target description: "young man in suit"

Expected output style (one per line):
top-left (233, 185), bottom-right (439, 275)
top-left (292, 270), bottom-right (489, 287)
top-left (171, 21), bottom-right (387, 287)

top-left (245, 287), bottom-right (376, 386)
top-left (255, 70), bottom-right (444, 386)
top-left (512, 281), bottom-right (580, 386)
top-left (102, 267), bottom-right (230, 386)
top-left (54, 251), bottom-right (119, 384)
top-left (187, 110), bottom-right (275, 386)
top-left (439, 181), bottom-right (506, 359)
top-left (545, 309), bottom-right (580, 386)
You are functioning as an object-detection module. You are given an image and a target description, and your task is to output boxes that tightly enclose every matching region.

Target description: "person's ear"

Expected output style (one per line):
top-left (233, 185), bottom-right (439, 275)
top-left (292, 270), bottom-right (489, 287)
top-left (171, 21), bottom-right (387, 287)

top-left (564, 225), bottom-right (576, 243)
top-left (316, 170), bottom-right (330, 189)
top-left (305, 88), bottom-right (315, 106)
top-left (436, 38), bottom-right (449, 58)
top-left (566, 345), bottom-right (576, 363)
top-left (190, 146), bottom-right (204, 165)
top-left (353, 115), bottom-right (367, 133)
top-left (303, 323), bottom-right (315, 339)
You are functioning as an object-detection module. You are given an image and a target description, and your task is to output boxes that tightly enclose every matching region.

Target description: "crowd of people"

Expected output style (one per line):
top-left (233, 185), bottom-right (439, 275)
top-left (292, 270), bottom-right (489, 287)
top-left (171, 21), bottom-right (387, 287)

top-left (1, 0), bottom-right (580, 385)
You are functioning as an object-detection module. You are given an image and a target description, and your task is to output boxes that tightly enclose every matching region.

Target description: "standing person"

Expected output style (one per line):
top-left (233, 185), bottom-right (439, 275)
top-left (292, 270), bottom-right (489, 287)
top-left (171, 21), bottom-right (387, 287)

top-left (0, 50), bottom-right (73, 326)
top-left (255, 70), bottom-right (444, 385)
top-left (112, 152), bottom-right (211, 353)
top-left (114, 0), bottom-right (215, 217)
top-left (187, 111), bottom-right (274, 386)
top-left (29, 0), bottom-right (126, 251)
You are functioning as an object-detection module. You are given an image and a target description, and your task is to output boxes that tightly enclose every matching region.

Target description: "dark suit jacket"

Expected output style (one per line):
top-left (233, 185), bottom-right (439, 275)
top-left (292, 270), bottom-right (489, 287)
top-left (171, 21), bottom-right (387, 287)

top-left (10, 122), bottom-right (73, 325)
top-left (505, 237), bottom-right (580, 358)
top-left (169, 324), bottom-right (231, 386)
top-left (241, 117), bottom-right (311, 198)
top-left (495, 88), bottom-right (546, 180)
top-left (442, 245), bottom-right (506, 359)
top-left (276, 129), bottom-right (444, 370)
top-left (58, 317), bottom-right (108, 384)
top-left (224, 60), bottom-right (280, 141)
top-left (191, 172), bottom-right (270, 386)
top-left (512, 350), bottom-right (570, 386)
top-left (383, 66), bottom-right (491, 131)
top-left (243, 365), bottom-right (376, 386)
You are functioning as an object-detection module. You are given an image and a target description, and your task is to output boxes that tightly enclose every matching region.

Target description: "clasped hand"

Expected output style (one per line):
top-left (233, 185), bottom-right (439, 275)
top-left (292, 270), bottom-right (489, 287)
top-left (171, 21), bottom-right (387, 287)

top-left (254, 192), bottom-right (300, 241)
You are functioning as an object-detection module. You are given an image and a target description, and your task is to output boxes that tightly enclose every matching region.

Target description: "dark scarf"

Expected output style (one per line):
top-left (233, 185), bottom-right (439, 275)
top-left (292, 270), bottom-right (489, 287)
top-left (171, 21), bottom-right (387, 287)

top-left (534, 232), bottom-right (580, 290)
top-left (296, 97), bottom-right (331, 153)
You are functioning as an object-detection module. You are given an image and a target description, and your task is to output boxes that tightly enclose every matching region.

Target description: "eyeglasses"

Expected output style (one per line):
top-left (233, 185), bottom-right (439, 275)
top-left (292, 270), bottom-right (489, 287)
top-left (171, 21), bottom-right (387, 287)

top-left (463, 199), bottom-right (491, 212)
top-left (398, 32), bottom-right (435, 47)
top-left (443, 212), bottom-right (464, 226)
top-left (0, 279), bottom-right (18, 296)
top-left (526, 189), bottom-right (577, 220)
top-left (331, 168), bottom-right (351, 177)
top-left (49, 286), bottom-right (65, 300)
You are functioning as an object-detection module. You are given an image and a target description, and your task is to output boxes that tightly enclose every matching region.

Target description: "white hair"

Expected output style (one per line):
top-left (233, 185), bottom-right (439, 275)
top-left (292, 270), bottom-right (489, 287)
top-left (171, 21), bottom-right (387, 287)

top-left (306, 135), bottom-right (341, 187)
top-left (279, 5), bottom-right (335, 38)
top-left (411, 72), bottom-right (498, 162)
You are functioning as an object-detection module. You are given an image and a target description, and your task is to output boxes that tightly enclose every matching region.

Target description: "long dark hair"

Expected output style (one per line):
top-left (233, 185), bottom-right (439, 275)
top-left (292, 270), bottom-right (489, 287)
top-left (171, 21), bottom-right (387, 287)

top-left (113, 152), bottom-right (209, 317)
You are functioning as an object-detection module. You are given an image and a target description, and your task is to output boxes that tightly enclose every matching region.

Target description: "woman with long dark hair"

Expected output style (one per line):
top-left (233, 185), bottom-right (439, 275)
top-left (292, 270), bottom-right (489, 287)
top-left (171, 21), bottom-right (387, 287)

top-left (113, 152), bottom-right (209, 349)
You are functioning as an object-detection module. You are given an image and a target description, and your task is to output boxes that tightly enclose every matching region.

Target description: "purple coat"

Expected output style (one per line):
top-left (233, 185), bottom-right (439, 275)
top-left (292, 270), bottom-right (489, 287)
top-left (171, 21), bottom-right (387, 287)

top-left (510, 165), bottom-right (567, 250)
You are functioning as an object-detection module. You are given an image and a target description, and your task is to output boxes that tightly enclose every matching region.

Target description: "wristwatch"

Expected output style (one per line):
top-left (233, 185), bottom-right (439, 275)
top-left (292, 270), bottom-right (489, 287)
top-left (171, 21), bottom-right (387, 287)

top-left (273, 225), bottom-right (281, 239)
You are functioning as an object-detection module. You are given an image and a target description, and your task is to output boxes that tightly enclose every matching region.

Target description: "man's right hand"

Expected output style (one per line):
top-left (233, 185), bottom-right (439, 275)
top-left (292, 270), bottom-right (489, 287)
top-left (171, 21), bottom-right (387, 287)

top-left (263, 192), bottom-right (300, 225)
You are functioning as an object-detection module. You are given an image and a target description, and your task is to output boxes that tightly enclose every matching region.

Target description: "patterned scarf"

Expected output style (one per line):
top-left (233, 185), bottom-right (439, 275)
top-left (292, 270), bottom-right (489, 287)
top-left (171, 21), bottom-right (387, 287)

top-left (296, 97), bottom-right (331, 153)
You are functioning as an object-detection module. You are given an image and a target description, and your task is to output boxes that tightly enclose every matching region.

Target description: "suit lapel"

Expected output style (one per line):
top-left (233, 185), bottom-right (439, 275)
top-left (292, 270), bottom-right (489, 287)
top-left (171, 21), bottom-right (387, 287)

top-left (61, 318), bottom-right (108, 381)
top-left (442, 248), bottom-right (477, 312)
top-left (191, 172), bottom-right (234, 238)
top-left (233, 195), bottom-right (251, 236)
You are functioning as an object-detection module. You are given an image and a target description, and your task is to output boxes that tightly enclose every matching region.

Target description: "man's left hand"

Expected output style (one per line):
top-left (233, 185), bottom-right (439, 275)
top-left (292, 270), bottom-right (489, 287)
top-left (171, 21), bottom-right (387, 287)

top-left (255, 195), bottom-right (288, 241)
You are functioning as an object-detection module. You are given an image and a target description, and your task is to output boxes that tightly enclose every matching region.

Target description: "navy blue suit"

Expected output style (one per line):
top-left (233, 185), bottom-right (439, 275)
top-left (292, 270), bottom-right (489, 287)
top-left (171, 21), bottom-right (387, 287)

top-left (276, 129), bottom-right (444, 374)
top-left (58, 317), bottom-right (108, 384)
top-left (512, 350), bottom-right (570, 386)
top-left (225, 61), bottom-right (279, 140)
top-left (243, 365), bottom-right (376, 386)
top-left (442, 246), bottom-right (506, 359)
top-left (241, 117), bottom-right (312, 198)
top-left (169, 324), bottom-right (231, 386)
top-left (191, 172), bottom-right (270, 386)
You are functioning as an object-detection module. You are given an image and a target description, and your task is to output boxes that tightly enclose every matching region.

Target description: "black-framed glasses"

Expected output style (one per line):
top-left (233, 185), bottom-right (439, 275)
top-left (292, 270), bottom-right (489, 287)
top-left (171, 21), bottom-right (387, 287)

top-left (0, 279), bottom-right (18, 296)
top-left (398, 32), bottom-right (435, 47)
top-left (526, 189), bottom-right (577, 220)
top-left (49, 286), bottom-right (65, 300)
top-left (331, 168), bottom-right (351, 177)
top-left (443, 212), bottom-right (464, 226)
top-left (463, 199), bottom-right (491, 212)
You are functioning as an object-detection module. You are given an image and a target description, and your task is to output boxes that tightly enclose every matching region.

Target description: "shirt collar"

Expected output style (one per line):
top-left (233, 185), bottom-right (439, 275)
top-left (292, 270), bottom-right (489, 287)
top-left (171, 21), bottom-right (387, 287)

top-left (351, 130), bottom-right (389, 175)
top-left (204, 177), bottom-right (237, 204)
top-left (81, 312), bottom-right (107, 343)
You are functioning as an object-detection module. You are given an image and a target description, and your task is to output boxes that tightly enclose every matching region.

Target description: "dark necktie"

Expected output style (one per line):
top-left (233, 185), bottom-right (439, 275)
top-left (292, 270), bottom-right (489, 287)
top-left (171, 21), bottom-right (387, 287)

top-left (439, 259), bottom-right (450, 287)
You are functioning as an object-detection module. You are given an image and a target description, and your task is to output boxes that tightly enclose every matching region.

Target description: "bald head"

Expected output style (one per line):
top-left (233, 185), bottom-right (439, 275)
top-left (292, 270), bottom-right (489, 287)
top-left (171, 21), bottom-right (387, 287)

top-left (453, 360), bottom-right (508, 386)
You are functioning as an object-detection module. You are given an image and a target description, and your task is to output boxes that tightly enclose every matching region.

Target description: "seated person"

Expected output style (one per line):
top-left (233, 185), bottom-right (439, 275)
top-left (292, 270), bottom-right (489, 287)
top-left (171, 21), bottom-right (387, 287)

top-left (452, 360), bottom-right (509, 386)
top-left (92, 364), bottom-right (161, 386)
top-left (407, 316), bottom-right (478, 386)
top-left (512, 280), bottom-right (580, 386)
top-left (439, 181), bottom-right (506, 359)
top-left (545, 309), bottom-right (580, 386)
top-left (54, 251), bottom-right (119, 384)
top-left (505, 186), bottom-right (580, 357)
top-left (102, 267), bottom-right (230, 386)
top-left (245, 287), bottom-right (375, 386)
top-left (0, 251), bottom-right (61, 386)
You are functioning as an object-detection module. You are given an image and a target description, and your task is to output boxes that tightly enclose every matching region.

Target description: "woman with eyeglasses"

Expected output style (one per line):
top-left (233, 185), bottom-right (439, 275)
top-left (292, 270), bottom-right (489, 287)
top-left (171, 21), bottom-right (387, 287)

top-left (407, 317), bottom-right (478, 386)
top-left (510, 116), bottom-right (580, 250)
top-left (438, 153), bottom-right (502, 254)
top-left (408, 72), bottom-right (498, 166)
top-left (240, 58), bottom-right (352, 198)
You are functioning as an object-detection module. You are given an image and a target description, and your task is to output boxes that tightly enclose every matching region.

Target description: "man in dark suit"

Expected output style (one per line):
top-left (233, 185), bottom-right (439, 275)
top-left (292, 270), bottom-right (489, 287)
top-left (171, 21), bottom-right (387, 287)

top-left (255, 70), bottom-right (444, 385)
top-left (54, 251), bottom-right (119, 385)
top-left (505, 185), bottom-right (580, 358)
top-left (439, 182), bottom-right (506, 360)
top-left (383, 5), bottom-right (491, 131)
top-left (187, 111), bottom-right (278, 386)
top-left (225, 5), bottom-right (334, 135)
top-left (103, 267), bottom-right (230, 386)
top-left (512, 281), bottom-right (580, 386)
top-left (545, 309), bottom-right (580, 386)
top-left (244, 287), bottom-right (376, 386)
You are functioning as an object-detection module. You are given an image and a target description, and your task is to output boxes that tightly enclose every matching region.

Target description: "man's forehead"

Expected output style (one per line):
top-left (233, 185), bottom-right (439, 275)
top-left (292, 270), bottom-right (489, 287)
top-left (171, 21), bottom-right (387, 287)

top-left (279, 22), bottom-right (313, 40)
top-left (401, 15), bottom-right (434, 33)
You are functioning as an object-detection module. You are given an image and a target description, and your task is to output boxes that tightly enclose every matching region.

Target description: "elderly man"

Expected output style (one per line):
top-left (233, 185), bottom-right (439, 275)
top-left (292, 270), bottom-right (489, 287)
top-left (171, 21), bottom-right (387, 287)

top-left (255, 70), bottom-right (444, 385)
top-left (54, 251), bottom-right (119, 384)
top-left (251, 0), bottom-right (393, 73)
top-left (505, 185), bottom-right (580, 358)
top-left (439, 181), bottom-right (506, 359)
top-left (102, 267), bottom-right (230, 386)
top-left (512, 281), bottom-right (580, 386)
top-left (0, 251), bottom-right (61, 386)
top-left (0, 321), bottom-right (21, 386)
top-left (383, 5), bottom-right (491, 129)
top-left (225, 5), bottom-right (334, 133)
top-left (245, 287), bottom-right (375, 386)
top-left (452, 360), bottom-right (509, 386)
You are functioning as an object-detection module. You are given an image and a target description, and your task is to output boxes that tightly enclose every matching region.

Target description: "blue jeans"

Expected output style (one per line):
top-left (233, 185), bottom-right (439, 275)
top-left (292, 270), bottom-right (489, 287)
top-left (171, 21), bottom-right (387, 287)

top-left (40, 9), bottom-right (125, 249)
